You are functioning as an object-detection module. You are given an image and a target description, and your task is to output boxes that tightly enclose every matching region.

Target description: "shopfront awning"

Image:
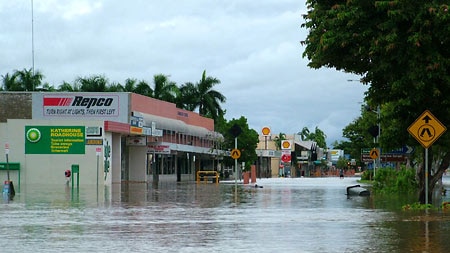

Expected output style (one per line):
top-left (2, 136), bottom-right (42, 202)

top-left (141, 113), bottom-right (216, 137)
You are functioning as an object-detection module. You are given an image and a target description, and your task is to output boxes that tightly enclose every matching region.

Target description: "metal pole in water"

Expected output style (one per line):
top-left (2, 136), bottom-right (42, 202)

top-left (96, 151), bottom-right (99, 200)
top-left (6, 151), bottom-right (10, 182)
top-left (234, 137), bottom-right (237, 202)
top-left (425, 148), bottom-right (429, 207)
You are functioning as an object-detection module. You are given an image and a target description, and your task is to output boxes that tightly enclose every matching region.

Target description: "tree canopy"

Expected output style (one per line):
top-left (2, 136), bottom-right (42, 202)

top-left (302, 0), bottom-right (450, 204)
top-left (298, 126), bottom-right (327, 148)
top-left (218, 116), bottom-right (259, 170)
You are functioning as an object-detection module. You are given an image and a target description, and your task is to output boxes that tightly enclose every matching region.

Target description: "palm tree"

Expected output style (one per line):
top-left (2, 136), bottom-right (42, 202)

top-left (76, 75), bottom-right (108, 92)
top-left (274, 133), bottom-right (287, 150)
top-left (107, 81), bottom-right (124, 92)
top-left (4, 68), bottom-right (44, 91)
top-left (38, 82), bottom-right (56, 91)
top-left (124, 78), bottom-right (153, 96)
top-left (135, 80), bottom-right (153, 96)
top-left (176, 82), bottom-right (197, 110)
top-left (298, 126), bottom-right (327, 148)
top-left (192, 70), bottom-right (226, 121)
top-left (58, 81), bottom-right (80, 92)
top-left (298, 127), bottom-right (310, 141)
top-left (152, 74), bottom-right (178, 102)
top-left (1, 73), bottom-right (18, 91)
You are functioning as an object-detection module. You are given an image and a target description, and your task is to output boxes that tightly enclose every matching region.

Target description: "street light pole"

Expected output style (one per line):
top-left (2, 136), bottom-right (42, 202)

top-left (376, 105), bottom-right (381, 174)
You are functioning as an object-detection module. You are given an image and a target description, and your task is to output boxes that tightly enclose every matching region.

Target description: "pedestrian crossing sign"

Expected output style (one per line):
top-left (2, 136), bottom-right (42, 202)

top-left (408, 110), bottom-right (446, 148)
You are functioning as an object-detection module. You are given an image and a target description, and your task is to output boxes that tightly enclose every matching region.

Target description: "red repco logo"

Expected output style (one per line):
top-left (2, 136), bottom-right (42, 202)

top-left (44, 96), bottom-right (114, 108)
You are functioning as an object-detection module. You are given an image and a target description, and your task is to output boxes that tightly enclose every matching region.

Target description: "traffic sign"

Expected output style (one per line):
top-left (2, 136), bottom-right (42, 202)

top-left (370, 148), bottom-right (379, 159)
top-left (229, 124), bottom-right (242, 138)
top-left (408, 110), bottom-right (446, 148)
top-left (281, 154), bottom-right (291, 163)
top-left (230, 148), bottom-right (241, 159)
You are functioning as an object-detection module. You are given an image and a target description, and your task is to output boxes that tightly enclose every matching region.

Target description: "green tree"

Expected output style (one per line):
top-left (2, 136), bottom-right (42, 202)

top-left (302, 1), bottom-right (450, 204)
top-left (176, 82), bottom-right (197, 111)
top-left (58, 81), bottom-right (80, 91)
top-left (2, 68), bottom-right (44, 91)
top-left (152, 74), bottom-right (178, 102)
top-left (298, 126), bottom-right (327, 148)
top-left (1, 73), bottom-right (18, 91)
top-left (273, 133), bottom-right (286, 150)
top-left (221, 117), bottom-right (259, 170)
top-left (75, 75), bottom-right (109, 92)
top-left (117, 78), bottom-right (153, 96)
top-left (15, 68), bottom-right (44, 91)
top-left (337, 103), bottom-right (380, 167)
top-left (336, 157), bottom-right (348, 170)
top-left (134, 80), bottom-right (153, 96)
top-left (192, 70), bottom-right (226, 122)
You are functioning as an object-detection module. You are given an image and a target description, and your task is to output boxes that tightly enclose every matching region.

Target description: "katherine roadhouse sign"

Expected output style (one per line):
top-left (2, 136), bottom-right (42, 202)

top-left (25, 126), bottom-right (85, 154)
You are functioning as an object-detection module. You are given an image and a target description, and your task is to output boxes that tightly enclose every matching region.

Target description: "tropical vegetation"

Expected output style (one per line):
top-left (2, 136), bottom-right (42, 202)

top-left (1, 68), bottom-right (225, 122)
top-left (302, 0), bottom-right (450, 204)
top-left (1, 68), bottom-right (262, 167)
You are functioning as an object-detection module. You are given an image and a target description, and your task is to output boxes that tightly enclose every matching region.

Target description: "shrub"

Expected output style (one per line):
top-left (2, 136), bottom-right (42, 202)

top-left (372, 167), bottom-right (418, 194)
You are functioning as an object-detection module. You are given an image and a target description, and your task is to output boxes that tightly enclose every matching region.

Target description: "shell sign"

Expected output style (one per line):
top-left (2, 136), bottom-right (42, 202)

top-left (261, 126), bottom-right (271, 136)
top-left (281, 140), bottom-right (292, 150)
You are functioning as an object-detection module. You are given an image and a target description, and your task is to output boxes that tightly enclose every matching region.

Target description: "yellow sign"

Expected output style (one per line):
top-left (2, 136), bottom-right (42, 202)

top-left (86, 138), bottom-right (103, 145)
top-left (130, 126), bottom-right (143, 134)
top-left (281, 140), bottom-right (291, 150)
top-left (408, 110), bottom-right (447, 148)
top-left (370, 148), bottom-right (379, 159)
top-left (261, 126), bottom-right (271, 136)
top-left (231, 148), bottom-right (241, 159)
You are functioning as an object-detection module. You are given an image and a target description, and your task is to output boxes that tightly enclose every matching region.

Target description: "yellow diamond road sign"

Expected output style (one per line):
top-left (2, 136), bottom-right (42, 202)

top-left (408, 110), bottom-right (447, 148)
top-left (370, 148), bottom-right (379, 159)
top-left (231, 148), bottom-right (241, 159)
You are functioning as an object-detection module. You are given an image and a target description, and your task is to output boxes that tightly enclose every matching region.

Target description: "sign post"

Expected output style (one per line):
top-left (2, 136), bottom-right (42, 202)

top-left (369, 148), bottom-right (379, 178)
top-left (4, 143), bottom-right (9, 181)
top-left (96, 147), bottom-right (102, 199)
top-left (229, 124), bottom-right (242, 202)
top-left (408, 110), bottom-right (446, 205)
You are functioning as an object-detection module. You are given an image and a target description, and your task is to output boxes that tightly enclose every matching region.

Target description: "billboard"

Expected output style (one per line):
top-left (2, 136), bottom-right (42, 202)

top-left (32, 93), bottom-right (129, 123)
top-left (25, 126), bottom-right (85, 154)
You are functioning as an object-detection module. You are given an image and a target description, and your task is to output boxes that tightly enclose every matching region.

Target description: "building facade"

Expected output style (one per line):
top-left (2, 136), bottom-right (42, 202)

top-left (0, 92), bottom-right (223, 200)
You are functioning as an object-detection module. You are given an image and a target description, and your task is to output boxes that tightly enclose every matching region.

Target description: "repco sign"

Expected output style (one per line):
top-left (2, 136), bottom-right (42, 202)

top-left (71, 96), bottom-right (113, 108)
top-left (42, 94), bottom-right (120, 117)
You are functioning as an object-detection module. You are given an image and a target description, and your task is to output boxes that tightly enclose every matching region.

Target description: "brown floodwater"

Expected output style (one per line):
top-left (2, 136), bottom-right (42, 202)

top-left (1, 176), bottom-right (449, 252)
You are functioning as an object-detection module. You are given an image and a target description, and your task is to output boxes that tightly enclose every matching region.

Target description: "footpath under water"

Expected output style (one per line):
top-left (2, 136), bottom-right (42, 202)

top-left (1, 176), bottom-right (449, 253)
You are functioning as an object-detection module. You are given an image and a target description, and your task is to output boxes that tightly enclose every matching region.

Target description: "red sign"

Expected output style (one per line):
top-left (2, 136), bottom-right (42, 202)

top-left (281, 154), bottom-right (291, 163)
top-left (361, 154), bottom-right (407, 162)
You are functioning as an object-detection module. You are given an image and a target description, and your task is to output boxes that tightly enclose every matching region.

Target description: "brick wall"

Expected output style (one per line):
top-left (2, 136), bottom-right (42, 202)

top-left (0, 92), bottom-right (32, 122)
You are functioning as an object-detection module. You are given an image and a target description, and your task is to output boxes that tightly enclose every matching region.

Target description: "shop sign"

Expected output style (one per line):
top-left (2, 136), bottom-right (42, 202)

top-left (25, 126), bottom-right (85, 154)
top-left (41, 94), bottom-right (119, 117)
top-left (147, 144), bottom-right (170, 154)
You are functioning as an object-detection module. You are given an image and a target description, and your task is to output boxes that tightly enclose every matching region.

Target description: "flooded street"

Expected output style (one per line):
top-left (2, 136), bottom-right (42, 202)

top-left (1, 176), bottom-right (450, 253)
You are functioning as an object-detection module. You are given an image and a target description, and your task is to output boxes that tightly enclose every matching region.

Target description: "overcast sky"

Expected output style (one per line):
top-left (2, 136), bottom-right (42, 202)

top-left (1, 0), bottom-right (368, 147)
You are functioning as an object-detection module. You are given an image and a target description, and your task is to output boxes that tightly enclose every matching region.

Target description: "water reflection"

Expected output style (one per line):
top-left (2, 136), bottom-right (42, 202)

top-left (0, 177), bottom-right (449, 252)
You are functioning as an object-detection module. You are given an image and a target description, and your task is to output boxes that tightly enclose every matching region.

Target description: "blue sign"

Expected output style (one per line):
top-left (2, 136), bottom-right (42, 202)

top-left (387, 146), bottom-right (414, 154)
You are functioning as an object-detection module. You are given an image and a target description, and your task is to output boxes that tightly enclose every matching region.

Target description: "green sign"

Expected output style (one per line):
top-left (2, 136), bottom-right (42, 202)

top-left (25, 126), bottom-right (85, 154)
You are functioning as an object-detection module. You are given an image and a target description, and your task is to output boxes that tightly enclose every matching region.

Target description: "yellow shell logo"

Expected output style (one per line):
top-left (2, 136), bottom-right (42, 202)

top-left (261, 127), bottom-right (271, 136)
top-left (282, 140), bottom-right (291, 149)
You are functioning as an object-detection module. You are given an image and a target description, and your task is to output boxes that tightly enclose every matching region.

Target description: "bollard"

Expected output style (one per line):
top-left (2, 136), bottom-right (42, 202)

top-left (3, 180), bottom-right (15, 200)
top-left (71, 164), bottom-right (80, 190)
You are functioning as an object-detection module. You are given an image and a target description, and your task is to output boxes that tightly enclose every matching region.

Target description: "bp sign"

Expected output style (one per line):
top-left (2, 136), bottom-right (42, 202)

top-left (25, 126), bottom-right (86, 154)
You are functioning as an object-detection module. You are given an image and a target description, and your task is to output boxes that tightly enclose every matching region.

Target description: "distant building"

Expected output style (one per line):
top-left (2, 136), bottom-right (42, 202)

top-left (255, 133), bottom-right (326, 178)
